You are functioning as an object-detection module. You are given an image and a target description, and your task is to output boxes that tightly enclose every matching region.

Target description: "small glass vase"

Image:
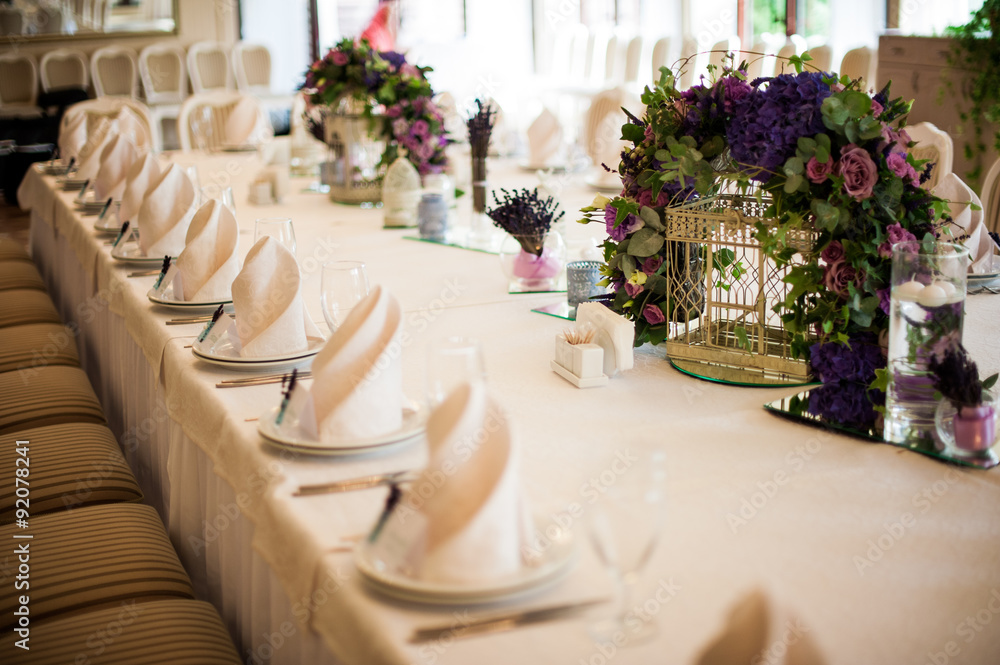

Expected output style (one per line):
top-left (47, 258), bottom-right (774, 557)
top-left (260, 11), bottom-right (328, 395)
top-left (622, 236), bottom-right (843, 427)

top-left (499, 231), bottom-right (566, 292)
top-left (323, 98), bottom-right (386, 206)
top-left (935, 390), bottom-right (1000, 462)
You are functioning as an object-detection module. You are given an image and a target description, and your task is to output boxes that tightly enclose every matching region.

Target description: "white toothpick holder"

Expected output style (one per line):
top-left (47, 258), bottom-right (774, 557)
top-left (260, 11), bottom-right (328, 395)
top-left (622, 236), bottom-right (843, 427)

top-left (551, 335), bottom-right (608, 388)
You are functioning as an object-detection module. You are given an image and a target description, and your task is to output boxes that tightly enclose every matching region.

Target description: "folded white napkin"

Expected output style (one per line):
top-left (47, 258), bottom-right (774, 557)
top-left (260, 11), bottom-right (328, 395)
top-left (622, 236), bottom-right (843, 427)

top-left (527, 108), bottom-right (563, 168)
top-left (231, 236), bottom-right (322, 357)
top-left (136, 163), bottom-right (198, 258)
top-left (299, 286), bottom-right (403, 441)
top-left (74, 120), bottom-right (113, 181)
top-left (58, 112), bottom-right (88, 164)
top-left (114, 107), bottom-right (151, 155)
top-left (933, 173), bottom-right (996, 273)
top-left (695, 589), bottom-right (827, 665)
top-left (92, 134), bottom-right (137, 202)
top-left (375, 382), bottom-right (531, 584)
top-left (225, 97), bottom-right (271, 146)
top-left (173, 199), bottom-right (240, 301)
top-left (118, 153), bottom-right (161, 223)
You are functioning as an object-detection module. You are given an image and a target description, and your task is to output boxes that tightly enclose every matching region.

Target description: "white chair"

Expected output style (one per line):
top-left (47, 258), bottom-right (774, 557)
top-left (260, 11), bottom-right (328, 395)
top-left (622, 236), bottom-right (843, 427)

top-left (40, 50), bottom-right (89, 92)
top-left (650, 37), bottom-right (670, 82)
top-left (62, 98), bottom-right (159, 153)
top-left (677, 36), bottom-right (699, 89)
top-left (177, 91), bottom-right (268, 152)
top-left (708, 36), bottom-right (741, 74)
top-left (583, 88), bottom-right (626, 166)
top-left (91, 46), bottom-right (139, 98)
top-left (232, 42), bottom-right (271, 96)
top-left (0, 6), bottom-right (25, 35)
top-left (980, 157), bottom-right (1000, 234)
top-left (804, 44), bottom-right (833, 73)
top-left (840, 46), bottom-right (876, 89)
top-left (907, 122), bottom-right (954, 191)
top-left (622, 35), bottom-right (644, 86)
top-left (35, 6), bottom-right (66, 34)
top-left (744, 40), bottom-right (777, 81)
top-left (139, 44), bottom-right (187, 151)
top-left (187, 42), bottom-right (233, 93)
top-left (0, 52), bottom-right (40, 117)
top-left (585, 29), bottom-right (613, 86)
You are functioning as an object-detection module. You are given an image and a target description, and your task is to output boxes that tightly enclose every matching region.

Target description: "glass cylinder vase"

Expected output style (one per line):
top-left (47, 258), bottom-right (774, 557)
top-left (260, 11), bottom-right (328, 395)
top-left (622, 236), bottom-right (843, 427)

top-left (499, 231), bottom-right (566, 292)
top-left (884, 241), bottom-right (969, 446)
top-left (323, 98), bottom-right (386, 206)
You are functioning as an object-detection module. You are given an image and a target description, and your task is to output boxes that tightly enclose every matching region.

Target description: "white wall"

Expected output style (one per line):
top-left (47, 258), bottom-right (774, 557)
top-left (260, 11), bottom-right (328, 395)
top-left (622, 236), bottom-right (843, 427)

top-left (240, 0), bottom-right (310, 93)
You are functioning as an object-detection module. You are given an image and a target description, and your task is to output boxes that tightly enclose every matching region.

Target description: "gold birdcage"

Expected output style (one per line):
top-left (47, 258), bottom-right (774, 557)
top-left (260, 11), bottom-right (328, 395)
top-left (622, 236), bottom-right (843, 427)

top-left (663, 194), bottom-right (817, 386)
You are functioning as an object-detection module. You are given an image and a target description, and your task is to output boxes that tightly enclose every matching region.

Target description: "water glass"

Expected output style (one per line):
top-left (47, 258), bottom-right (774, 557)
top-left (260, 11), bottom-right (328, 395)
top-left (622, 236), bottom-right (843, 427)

top-left (320, 261), bottom-right (370, 333)
top-left (425, 337), bottom-right (487, 407)
top-left (202, 186), bottom-right (235, 214)
top-left (255, 218), bottom-right (296, 255)
top-left (567, 260), bottom-right (606, 310)
top-left (884, 241), bottom-right (969, 445)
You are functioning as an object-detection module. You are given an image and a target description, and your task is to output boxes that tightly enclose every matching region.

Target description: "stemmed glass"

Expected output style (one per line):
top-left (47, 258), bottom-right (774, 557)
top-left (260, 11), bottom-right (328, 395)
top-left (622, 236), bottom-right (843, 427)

top-left (255, 218), bottom-right (296, 255)
top-left (320, 260), bottom-right (370, 334)
top-left (588, 444), bottom-right (666, 645)
top-left (425, 337), bottom-right (487, 407)
top-left (202, 186), bottom-right (235, 214)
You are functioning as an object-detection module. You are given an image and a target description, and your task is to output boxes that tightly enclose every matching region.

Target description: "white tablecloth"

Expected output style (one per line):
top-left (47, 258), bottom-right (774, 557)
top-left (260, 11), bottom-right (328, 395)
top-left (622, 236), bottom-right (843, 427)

top-left (18, 155), bottom-right (1000, 665)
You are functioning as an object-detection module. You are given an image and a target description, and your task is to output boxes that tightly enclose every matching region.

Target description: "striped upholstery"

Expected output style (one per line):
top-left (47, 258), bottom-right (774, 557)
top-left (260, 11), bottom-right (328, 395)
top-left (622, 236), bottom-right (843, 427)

top-left (194, 49), bottom-right (229, 90)
top-left (184, 100), bottom-right (239, 152)
top-left (0, 424), bottom-right (142, 524)
top-left (146, 51), bottom-right (182, 96)
top-left (0, 323), bottom-right (80, 373)
top-left (0, 56), bottom-right (35, 106)
top-left (0, 504), bottom-right (195, 629)
top-left (0, 289), bottom-right (61, 328)
top-left (0, 261), bottom-right (45, 291)
top-left (0, 365), bottom-right (106, 434)
top-left (0, 238), bottom-right (31, 263)
top-left (43, 55), bottom-right (87, 91)
top-left (0, 599), bottom-right (241, 664)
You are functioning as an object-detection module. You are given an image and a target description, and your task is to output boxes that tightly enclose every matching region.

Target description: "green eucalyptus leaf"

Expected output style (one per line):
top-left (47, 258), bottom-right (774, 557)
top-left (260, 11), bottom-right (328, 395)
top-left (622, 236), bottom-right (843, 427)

top-left (784, 174), bottom-right (804, 194)
top-left (639, 206), bottom-right (665, 231)
top-left (784, 157), bottom-right (805, 176)
top-left (626, 227), bottom-right (665, 257)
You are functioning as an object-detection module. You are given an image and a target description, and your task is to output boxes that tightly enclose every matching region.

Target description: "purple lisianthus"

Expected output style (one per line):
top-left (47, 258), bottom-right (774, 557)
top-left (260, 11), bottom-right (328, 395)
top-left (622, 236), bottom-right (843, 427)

top-left (805, 156), bottom-right (835, 184)
top-left (886, 152), bottom-right (919, 185)
top-left (870, 99), bottom-right (884, 118)
top-left (624, 281), bottom-right (644, 298)
top-left (643, 123), bottom-right (655, 143)
top-left (837, 144), bottom-right (878, 200)
top-left (604, 205), bottom-right (642, 242)
top-left (727, 72), bottom-right (832, 182)
top-left (877, 223), bottom-right (918, 258)
top-left (877, 287), bottom-right (891, 315)
top-left (810, 334), bottom-right (885, 383)
top-left (879, 126), bottom-right (910, 154)
top-left (643, 304), bottom-right (666, 325)
top-left (643, 256), bottom-right (663, 274)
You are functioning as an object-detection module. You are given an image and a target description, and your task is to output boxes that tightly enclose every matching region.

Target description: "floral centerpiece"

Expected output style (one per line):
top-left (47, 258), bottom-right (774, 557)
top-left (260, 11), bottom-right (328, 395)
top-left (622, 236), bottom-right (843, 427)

top-left (301, 38), bottom-right (449, 183)
top-left (579, 56), bottom-right (951, 387)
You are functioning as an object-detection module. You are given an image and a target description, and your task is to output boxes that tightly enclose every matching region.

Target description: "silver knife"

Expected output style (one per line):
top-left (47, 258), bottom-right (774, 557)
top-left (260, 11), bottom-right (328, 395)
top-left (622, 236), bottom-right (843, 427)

top-left (408, 598), bottom-right (607, 644)
top-left (294, 470), bottom-right (414, 496)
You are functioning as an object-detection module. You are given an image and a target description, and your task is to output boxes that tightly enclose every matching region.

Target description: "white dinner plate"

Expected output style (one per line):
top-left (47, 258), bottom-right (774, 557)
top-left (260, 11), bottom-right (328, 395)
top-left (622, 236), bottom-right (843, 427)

top-left (39, 161), bottom-right (71, 176)
top-left (585, 173), bottom-right (623, 192)
top-left (968, 255), bottom-right (1000, 286)
top-left (110, 240), bottom-right (167, 265)
top-left (257, 404), bottom-right (426, 456)
top-left (94, 214), bottom-right (121, 235)
top-left (147, 283), bottom-right (233, 311)
top-left (58, 176), bottom-right (89, 191)
top-left (354, 516), bottom-right (577, 605)
top-left (192, 330), bottom-right (324, 370)
top-left (517, 160), bottom-right (568, 174)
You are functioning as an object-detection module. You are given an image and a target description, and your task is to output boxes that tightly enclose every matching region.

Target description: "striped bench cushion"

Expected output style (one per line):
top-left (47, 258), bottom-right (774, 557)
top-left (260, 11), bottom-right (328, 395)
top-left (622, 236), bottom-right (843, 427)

top-left (0, 289), bottom-right (60, 329)
top-left (0, 261), bottom-right (45, 291)
top-left (0, 423), bottom-right (142, 524)
top-left (0, 599), bottom-right (241, 664)
top-left (0, 238), bottom-right (31, 263)
top-left (0, 504), bottom-right (195, 630)
top-left (0, 323), bottom-right (80, 373)
top-left (0, 365), bottom-right (106, 434)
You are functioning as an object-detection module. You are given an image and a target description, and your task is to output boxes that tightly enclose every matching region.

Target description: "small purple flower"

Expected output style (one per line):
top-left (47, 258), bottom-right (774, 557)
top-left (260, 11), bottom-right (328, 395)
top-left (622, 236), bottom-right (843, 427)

top-left (805, 155), bottom-right (834, 184)
top-left (642, 256), bottom-right (663, 274)
top-left (332, 51), bottom-right (349, 66)
top-left (886, 152), bottom-right (919, 185)
top-left (392, 118), bottom-right (409, 137)
top-left (870, 99), bottom-right (884, 118)
top-left (720, 75), bottom-right (752, 113)
top-left (810, 334), bottom-right (885, 383)
top-left (412, 119), bottom-right (429, 138)
top-left (877, 223), bottom-right (918, 258)
top-left (877, 287), bottom-right (891, 315)
top-left (820, 240), bottom-right (844, 264)
top-left (879, 126), bottom-right (910, 154)
top-left (643, 304), bottom-right (666, 325)
top-left (807, 382), bottom-right (881, 430)
top-left (837, 144), bottom-right (878, 200)
top-left (604, 206), bottom-right (642, 242)
top-left (624, 281), bottom-right (644, 298)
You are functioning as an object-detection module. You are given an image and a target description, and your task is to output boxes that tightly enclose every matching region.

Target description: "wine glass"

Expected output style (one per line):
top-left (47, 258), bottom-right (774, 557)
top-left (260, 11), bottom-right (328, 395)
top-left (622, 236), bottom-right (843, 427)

top-left (320, 260), bottom-right (370, 334)
top-left (588, 444), bottom-right (667, 645)
top-left (425, 337), bottom-right (486, 407)
top-left (255, 218), bottom-right (296, 255)
top-left (202, 186), bottom-right (235, 214)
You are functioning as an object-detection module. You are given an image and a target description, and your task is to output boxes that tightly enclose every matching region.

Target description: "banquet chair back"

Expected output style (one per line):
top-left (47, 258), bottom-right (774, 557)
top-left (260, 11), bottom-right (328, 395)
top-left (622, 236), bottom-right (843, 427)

top-left (804, 44), bottom-right (833, 72)
top-left (62, 97), bottom-right (158, 153)
top-left (35, 5), bottom-right (66, 33)
top-left (678, 36), bottom-right (699, 89)
top-left (744, 40), bottom-right (777, 81)
top-left (585, 29), bottom-right (614, 85)
top-left (566, 24), bottom-right (589, 84)
top-left (709, 36), bottom-right (741, 74)
top-left (907, 121), bottom-right (953, 190)
top-left (979, 157), bottom-right (1000, 234)
top-left (840, 46), bottom-right (876, 88)
top-left (139, 43), bottom-right (187, 105)
top-left (177, 90), bottom-right (259, 151)
top-left (650, 37), bottom-right (670, 81)
top-left (623, 35), bottom-right (644, 85)
top-left (583, 88), bottom-right (626, 165)
top-left (0, 52), bottom-right (39, 109)
top-left (91, 46), bottom-right (139, 98)
top-left (774, 35), bottom-right (808, 74)
top-left (0, 6), bottom-right (24, 35)
top-left (40, 49), bottom-right (89, 92)
top-left (188, 41), bottom-right (234, 93)
top-left (232, 41), bottom-right (272, 95)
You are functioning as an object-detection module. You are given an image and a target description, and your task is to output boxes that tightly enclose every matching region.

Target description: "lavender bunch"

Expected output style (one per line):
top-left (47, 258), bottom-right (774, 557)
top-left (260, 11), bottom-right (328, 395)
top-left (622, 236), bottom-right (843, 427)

top-left (487, 188), bottom-right (564, 256)
top-left (467, 99), bottom-right (497, 159)
top-left (928, 344), bottom-right (998, 408)
top-left (304, 107), bottom-right (329, 144)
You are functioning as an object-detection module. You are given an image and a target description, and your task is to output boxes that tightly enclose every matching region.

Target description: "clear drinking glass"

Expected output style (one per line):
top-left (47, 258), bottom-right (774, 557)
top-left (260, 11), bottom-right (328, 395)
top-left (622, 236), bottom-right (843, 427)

top-left (425, 337), bottom-right (487, 407)
top-left (588, 444), bottom-right (666, 645)
top-left (202, 186), bottom-right (235, 214)
top-left (884, 241), bottom-right (969, 446)
top-left (320, 260), bottom-right (370, 333)
top-left (191, 105), bottom-right (214, 152)
top-left (254, 218), bottom-right (296, 255)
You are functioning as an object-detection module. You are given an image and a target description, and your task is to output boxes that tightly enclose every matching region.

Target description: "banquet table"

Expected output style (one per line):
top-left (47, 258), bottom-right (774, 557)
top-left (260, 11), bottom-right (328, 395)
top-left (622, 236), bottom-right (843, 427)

top-left (17, 152), bottom-right (1000, 665)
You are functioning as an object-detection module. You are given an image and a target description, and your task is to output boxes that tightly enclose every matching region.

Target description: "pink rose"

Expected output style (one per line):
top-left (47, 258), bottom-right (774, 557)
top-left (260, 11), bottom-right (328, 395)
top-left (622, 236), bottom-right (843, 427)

top-left (642, 256), bottom-right (663, 274)
top-left (624, 281), bottom-right (644, 298)
top-left (823, 260), bottom-right (862, 298)
top-left (886, 152), bottom-right (919, 185)
top-left (820, 240), bottom-right (844, 264)
top-left (332, 51), bottom-right (349, 66)
top-left (877, 222), bottom-right (918, 258)
top-left (806, 156), bottom-right (835, 184)
top-left (837, 144), bottom-right (878, 200)
top-left (643, 304), bottom-right (666, 325)
top-left (636, 188), bottom-right (670, 208)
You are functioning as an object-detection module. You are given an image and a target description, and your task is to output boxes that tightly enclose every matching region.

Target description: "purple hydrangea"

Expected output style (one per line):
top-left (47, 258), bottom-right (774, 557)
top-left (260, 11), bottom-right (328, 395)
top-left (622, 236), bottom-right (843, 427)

top-left (727, 72), bottom-right (833, 182)
top-left (809, 333), bottom-right (885, 383)
top-left (807, 382), bottom-right (881, 430)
